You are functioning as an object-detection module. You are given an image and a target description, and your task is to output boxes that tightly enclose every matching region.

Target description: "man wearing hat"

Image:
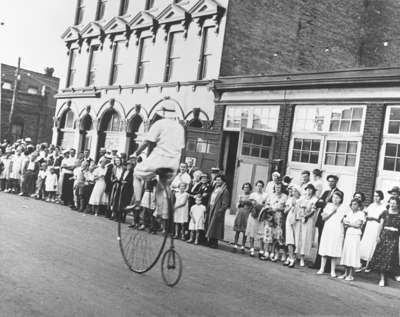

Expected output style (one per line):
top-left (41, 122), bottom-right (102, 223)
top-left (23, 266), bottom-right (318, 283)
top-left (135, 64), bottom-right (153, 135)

top-left (387, 186), bottom-right (400, 199)
top-left (127, 107), bottom-right (185, 209)
top-left (311, 174), bottom-right (343, 269)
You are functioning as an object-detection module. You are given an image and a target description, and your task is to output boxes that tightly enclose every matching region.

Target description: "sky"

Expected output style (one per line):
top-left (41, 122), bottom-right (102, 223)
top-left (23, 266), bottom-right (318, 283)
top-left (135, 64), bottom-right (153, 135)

top-left (0, 0), bottom-right (73, 81)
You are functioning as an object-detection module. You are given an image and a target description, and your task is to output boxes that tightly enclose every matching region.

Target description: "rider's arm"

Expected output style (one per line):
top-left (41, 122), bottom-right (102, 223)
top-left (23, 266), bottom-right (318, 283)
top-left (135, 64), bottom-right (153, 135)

top-left (134, 140), bottom-right (151, 156)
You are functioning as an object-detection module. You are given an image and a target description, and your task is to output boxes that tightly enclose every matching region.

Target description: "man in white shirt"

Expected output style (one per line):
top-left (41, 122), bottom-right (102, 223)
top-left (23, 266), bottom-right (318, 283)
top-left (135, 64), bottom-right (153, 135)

top-left (127, 110), bottom-right (184, 208)
top-left (299, 170), bottom-right (312, 196)
top-left (171, 162), bottom-right (191, 192)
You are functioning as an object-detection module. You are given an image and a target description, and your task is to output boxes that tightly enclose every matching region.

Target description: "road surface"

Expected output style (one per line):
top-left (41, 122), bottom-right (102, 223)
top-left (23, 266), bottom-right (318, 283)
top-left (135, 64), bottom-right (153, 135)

top-left (0, 193), bottom-right (399, 317)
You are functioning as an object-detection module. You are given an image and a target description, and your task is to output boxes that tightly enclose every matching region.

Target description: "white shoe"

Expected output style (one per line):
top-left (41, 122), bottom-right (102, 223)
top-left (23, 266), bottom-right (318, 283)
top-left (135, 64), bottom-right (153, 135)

top-left (379, 280), bottom-right (385, 287)
top-left (338, 274), bottom-right (347, 280)
top-left (316, 270), bottom-right (324, 275)
top-left (299, 258), bottom-right (305, 267)
top-left (395, 276), bottom-right (400, 282)
top-left (345, 276), bottom-right (354, 281)
top-left (250, 248), bottom-right (255, 257)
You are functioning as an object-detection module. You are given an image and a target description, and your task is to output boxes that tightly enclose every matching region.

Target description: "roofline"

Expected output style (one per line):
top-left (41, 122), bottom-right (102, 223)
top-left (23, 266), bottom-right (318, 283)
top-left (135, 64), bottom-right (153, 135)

top-left (216, 67), bottom-right (400, 91)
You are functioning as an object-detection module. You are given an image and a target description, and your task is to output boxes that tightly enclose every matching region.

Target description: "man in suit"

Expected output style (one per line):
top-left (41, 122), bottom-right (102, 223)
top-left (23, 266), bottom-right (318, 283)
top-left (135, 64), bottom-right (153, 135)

top-left (187, 158), bottom-right (197, 178)
top-left (310, 174), bottom-right (344, 270)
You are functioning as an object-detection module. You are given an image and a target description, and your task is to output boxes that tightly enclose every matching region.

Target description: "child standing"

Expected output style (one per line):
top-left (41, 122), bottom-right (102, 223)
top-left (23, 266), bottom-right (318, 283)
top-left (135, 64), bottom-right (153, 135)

top-left (173, 182), bottom-right (189, 240)
top-left (233, 182), bottom-right (252, 252)
top-left (339, 199), bottom-right (365, 281)
top-left (45, 167), bottom-right (58, 202)
top-left (188, 195), bottom-right (206, 244)
top-left (34, 162), bottom-right (47, 199)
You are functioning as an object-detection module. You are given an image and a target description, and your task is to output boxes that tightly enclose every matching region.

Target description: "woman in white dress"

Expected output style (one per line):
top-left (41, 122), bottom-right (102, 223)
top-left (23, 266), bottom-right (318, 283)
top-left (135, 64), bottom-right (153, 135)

top-left (284, 185), bottom-right (301, 267)
top-left (359, 190), bottom-right (385, 271)
top-left (317, 191), bottom-right (346, 277)
top-left (246, 180), bottom-right (268, 257)
top-left (312, 169), bottom-right (324, 198)
top-left (295, 184), bottom-right (318, 267)
top-left (339, 199), bottom-right (365, 281)
top-left (89, 157), bottom-right (109, 216)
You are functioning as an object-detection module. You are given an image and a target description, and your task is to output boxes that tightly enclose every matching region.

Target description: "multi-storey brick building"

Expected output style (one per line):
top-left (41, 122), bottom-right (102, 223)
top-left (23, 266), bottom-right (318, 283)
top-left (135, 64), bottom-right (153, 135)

top-left (54, 0), bottom-right (400, 207)
top-left (54, 0), bottom-right (228, 173)
top-left (0, 64), bottom-right (59, 144)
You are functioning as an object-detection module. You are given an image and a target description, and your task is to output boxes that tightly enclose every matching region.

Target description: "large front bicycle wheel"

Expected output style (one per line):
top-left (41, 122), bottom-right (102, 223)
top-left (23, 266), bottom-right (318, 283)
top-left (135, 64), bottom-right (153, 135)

top-left (161, 248), bottom-right (183, 287)
top-left (118, 214), bottom-right (167, 274)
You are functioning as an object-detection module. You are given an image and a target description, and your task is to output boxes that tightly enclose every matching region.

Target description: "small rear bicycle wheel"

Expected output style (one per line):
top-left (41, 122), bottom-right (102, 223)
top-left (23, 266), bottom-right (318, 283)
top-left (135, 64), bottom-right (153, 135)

top-left (161, 248), bottom-right (183, 287)
top-left (118, 214), bottom-right (167, 274)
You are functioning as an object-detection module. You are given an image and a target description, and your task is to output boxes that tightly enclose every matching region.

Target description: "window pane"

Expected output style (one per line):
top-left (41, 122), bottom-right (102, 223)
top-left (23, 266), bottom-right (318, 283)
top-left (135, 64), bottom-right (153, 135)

top-left (325, 153), bottom-right (336, 165)
top-left (310, 152), bottom-right (319, 164)
top-left (388, 121), bottom-right (400, 134)
top-left (293, 139), bottom-right (302, 150)
top-left (242, 146), bottom-right (250, 156)
top-left (311, 140), bottom-right (320, 151)
top-left (339, 120), bottom-right (350, 132)
top-left (326, 141), bottom-right (337, 153)
top-left (384, 157), bottom-right (395, 171)
top-left (253, 134), bottom-right (262, 145)
top-left (335, 154), bottom-right (346, 166)
top-left (329, 120), bottom-right (340, 131)
top-left (337, 141), bottom-right (347, 153)
top-left (352, 107), bottom-right (363, 119)
top-left (342, 108), bottom-right (352, 119)
top-left (251, 147), bottom-right (260, 157)
top-left (350, 120), bottom-right (361, 132)
top-left (385, 143), bottom-right (397, 157)
top-left (187, 140), bottom-right (196, 152)
top-left (262, 135), bottom-right (272, 147)
top-left (292, 150), bottom-right (300, 162)
top-left (301, 151), bottom-right (309, 163)
top-left (348, 141), bottom-right (358, 154)
top-left (243, 132), bottom-right (252, 144)
top-left (196, 141), bottom-right (207, 153)
top-left (261, 148), bottom-right (270, 158)
top-left (208, 143), bottom-right (218, 154)
top-left (303, 140), bottom-right (311, 151)
top-left (346, 155), bottom-right (356, 166)
top-left (395, 159), bottom-right (400, 172)
top-left (390, 108), bottom-right (400, 120)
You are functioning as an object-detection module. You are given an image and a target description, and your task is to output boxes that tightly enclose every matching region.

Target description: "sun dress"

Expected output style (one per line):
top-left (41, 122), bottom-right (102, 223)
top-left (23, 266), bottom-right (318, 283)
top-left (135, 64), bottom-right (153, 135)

top-left (340, 209), bottom-right (365, 268)
top-left (294, 195), bottom-right (318, 256)
top-left (174, 191), bottom-right (189, 224)
top-left (285, 196), bottom-right (298, 246)
top-left (359, 203), bottom-right (385, 262)
top-left (368, 211), bottom-right (400, 274)
top-left (89, 166), bottom-right (108, 206)
top-left (245, 191), bottom-right (268, 239)
top-left (318, 203), bottom-right (346, 258)
top-left (234, 194), bottom-right (251, 232)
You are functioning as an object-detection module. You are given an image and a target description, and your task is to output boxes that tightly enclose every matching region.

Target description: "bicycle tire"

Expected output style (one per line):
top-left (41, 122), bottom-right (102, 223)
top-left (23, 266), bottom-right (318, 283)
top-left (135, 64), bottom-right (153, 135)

top-left (118, 216), bottom-right (167, 274)
top-left (161, 248), bottom-right (183, 287)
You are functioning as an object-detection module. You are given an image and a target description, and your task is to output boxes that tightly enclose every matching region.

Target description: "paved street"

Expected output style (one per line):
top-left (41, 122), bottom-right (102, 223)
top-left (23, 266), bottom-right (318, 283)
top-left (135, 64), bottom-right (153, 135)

top-left (1, 193), bottom-right (400, 317)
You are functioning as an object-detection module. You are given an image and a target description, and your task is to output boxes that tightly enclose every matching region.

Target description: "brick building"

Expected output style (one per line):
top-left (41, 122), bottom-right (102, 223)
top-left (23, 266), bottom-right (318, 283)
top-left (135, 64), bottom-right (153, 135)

top-left (54, 0), bottom-right (400, 206)
top-left (0, 64), bottom-right (60, 144)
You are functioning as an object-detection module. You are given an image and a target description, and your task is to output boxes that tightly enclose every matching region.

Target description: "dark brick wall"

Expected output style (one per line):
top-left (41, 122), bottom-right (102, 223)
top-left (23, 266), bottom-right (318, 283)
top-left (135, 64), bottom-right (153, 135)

top-left (220, 0), bottom-right (400, 76)
top-left (0, 64), bottom-right (59, 144)
top-left (355, 104), bottom-right (385, 204)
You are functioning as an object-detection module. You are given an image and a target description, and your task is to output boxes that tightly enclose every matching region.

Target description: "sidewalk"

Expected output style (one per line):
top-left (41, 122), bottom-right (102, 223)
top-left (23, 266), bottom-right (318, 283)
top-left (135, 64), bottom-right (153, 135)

top-left (221, 211), bottom-right (400, 290)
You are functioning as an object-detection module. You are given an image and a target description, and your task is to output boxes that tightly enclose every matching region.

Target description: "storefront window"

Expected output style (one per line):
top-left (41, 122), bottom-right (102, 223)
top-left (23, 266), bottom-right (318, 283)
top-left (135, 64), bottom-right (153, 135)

top-left (241, 132), bottom-right (273, 159)
top-left (325, 140), bottom-right (357, 167)
top-left (291, 138), bottom-right (320, 164)
top-left (387, 107), bottom-right (400, 134)
top-left (186, 138), bottom-right (217, 154)
top-left (224, 106), bottom-right (279, 132)
top-left (293, 105), bottom-right (364, 133)
top-left (383, 143), bottom-right (400, 171)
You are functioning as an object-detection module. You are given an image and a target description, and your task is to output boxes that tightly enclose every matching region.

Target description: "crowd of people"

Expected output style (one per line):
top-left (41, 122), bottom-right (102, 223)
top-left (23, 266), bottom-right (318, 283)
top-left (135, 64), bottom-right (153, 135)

top-left (232, 169), bottom-right (400, 287)
top-left (1, 138), bottom-right (400, 288)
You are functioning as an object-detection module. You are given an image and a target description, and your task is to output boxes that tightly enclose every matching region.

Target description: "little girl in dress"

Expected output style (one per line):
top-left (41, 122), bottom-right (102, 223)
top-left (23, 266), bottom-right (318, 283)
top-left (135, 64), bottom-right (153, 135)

top-left (174, 182), bottom-right (189, 240)
top-left (188, 195), bottom-right (206, 245)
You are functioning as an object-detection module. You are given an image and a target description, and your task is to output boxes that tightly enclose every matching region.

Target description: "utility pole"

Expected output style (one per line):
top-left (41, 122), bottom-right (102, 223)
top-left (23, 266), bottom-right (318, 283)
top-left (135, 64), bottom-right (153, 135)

top-left (8, 57), bottom-right (21, 141)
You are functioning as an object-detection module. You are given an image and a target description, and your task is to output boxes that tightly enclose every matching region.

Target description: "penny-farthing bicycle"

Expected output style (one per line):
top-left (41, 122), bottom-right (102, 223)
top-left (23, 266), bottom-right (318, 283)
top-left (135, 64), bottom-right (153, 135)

top-left (117, 175), bottom-right (183, 287)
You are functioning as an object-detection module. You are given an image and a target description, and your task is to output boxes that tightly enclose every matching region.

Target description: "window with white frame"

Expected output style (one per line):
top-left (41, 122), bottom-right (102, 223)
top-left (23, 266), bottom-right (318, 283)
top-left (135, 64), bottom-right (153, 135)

top-left (386, 106), bottom-right (400, 135)
top-left (86, 46), bottom-right (99, 86)
top-left (293, 105), bottom-right (365, 133)
top-left (136, 37), bottom-right (153, 84)
top-left (292, 138), bottom-right (320, 164)
top-left (110, 41), bottom-right (126, 85)
top-left (186, 137), bottom-right (218, 154)
top-left (224, 106), bottom-right (280, 132)
top-left (198, 27), bottom-right (214, 80)
top-left (96, 0), bottom-right (107, 20)
top-left (2, 81), bottom-right (12, 90)
top-left (27, 87), bottom-right (39, 94)
top-left (67, 48), bottom-right (78, 88)
top-left (383, 143), bottom-right (400, 172)
top-left (164, 31), bottom-right (185, 82)
top-left (241, 132), bottom-right (273, 159)
top-left (75, 0), bottom-right (85, 25)
top-left (324, 140), bottom-right (358, 167)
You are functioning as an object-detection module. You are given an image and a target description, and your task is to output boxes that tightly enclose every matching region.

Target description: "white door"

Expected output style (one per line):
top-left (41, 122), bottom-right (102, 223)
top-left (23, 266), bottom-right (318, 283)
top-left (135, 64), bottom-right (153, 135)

top-left (376, 141), bottom-right (400, 193)
top-left (231, 128), bottom-right (274, 212)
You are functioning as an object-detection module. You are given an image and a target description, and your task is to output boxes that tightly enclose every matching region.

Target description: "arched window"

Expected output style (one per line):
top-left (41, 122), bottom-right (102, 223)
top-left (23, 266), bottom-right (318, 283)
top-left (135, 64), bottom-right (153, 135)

top-left (101, 110), bottom-right (122, 132)
top-left (80, 114), bottom-right (93, 131)
top-left (60, 109), bottom-right (75, 129)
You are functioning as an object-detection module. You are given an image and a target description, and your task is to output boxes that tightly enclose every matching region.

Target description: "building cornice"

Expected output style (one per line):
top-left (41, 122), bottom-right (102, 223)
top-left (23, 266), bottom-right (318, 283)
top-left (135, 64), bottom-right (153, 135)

top-left (215, 68), bottom-right (400, 91)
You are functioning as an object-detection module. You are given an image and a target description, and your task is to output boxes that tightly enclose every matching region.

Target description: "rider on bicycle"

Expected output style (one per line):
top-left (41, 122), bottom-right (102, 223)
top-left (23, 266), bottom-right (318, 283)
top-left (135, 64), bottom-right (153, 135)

top-left (126, 105), bottom-right (185, 211)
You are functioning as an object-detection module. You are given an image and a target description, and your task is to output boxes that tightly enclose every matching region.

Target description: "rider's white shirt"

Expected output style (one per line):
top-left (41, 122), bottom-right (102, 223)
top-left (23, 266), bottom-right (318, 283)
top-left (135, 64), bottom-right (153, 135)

top-left (144, 119), bottom-right (184, 158)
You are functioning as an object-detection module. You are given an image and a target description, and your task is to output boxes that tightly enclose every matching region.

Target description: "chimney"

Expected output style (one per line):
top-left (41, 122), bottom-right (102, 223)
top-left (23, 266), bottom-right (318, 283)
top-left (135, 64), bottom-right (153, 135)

top-left (44, 67), bottom-right (55, 77)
